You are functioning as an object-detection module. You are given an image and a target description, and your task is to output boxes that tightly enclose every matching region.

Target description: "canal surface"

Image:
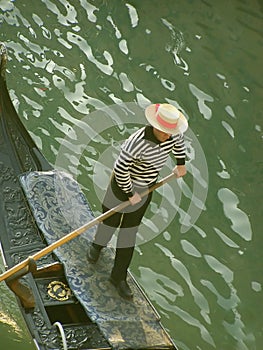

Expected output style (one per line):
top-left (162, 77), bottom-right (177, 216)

top-left (0, 1), bottom-right (262, 349)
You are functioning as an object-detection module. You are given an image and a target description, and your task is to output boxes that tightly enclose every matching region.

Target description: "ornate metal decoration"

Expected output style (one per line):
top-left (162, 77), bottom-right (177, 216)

top-left (47, 280), bottom-right (71, 301)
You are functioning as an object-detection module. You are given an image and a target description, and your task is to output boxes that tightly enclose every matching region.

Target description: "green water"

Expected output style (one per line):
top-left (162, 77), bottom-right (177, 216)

top-left (0, 0), bottom-right (262, 349)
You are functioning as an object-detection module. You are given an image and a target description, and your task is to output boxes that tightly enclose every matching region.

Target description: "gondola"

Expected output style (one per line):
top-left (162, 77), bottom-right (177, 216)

top-left (0, 42), bottom-right (177, 350)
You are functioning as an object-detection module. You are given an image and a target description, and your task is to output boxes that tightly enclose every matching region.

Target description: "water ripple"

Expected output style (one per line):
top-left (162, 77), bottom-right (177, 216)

top-left (217, 188), bottom-right (252, 241)
top-left (138, 265), bottom-right (215, 348)
top-left (180, 239), bottom-right (202, 258)
top-left (126, 3), bottom-right (139, 28)
top-left (156, 244), bottom-right (211, 324)
top-left (67, 32), bottom-right (114, 75)
top-left (204, 254), bottom-right (233, 283)
top-left (42, 0), bottom-right (78, 26)
top-left (189, 83), bottom-right (214, 120)
top-left (0, 1), bottom-right (261, 349)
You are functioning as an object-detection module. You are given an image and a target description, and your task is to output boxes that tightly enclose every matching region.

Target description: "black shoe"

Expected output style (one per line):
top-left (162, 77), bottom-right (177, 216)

top-left (87, 245), bottom-right (100, 263)
top-left (109, 277), bottom-right (133, 300)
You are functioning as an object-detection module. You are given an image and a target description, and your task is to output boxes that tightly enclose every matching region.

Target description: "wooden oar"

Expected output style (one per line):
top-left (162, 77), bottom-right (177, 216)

top-left (0, 172), bottom-right (176, 282)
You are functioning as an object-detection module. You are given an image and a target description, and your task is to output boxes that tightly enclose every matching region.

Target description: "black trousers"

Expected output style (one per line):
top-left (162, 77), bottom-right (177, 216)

top-left (92, 175), bottom-right (153, 282)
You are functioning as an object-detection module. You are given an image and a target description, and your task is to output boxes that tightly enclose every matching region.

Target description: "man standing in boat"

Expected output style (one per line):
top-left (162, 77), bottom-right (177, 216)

top-left (87, 103), bottom-right (188, 299)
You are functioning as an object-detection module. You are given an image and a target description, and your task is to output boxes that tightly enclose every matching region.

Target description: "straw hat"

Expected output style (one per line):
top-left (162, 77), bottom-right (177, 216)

top-left (145, 103), bottom-right (188, 135)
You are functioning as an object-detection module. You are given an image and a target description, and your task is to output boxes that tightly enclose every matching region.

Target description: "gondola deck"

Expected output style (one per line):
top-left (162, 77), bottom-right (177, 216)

top-left (20, 170), bottom-right (175, 349)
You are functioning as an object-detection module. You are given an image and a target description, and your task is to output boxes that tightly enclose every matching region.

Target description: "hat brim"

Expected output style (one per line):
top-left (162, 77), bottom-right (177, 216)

top-left (145, 104), bottom-right (188, 135)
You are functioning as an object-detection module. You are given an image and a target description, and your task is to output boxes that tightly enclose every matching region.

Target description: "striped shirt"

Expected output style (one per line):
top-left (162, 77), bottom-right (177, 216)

top-left (114, 126), bottom-right (185, 196)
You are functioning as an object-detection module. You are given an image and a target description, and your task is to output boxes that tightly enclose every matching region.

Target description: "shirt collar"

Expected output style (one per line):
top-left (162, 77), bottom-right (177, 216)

top-left (144, 125), bottom-right (172, 144)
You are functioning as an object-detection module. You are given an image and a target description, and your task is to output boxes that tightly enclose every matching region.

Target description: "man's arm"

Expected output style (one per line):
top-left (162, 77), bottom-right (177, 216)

top-left (114, 146), bottom-right (140, 202)
top-left (172, 134), bottom-right (187, 178)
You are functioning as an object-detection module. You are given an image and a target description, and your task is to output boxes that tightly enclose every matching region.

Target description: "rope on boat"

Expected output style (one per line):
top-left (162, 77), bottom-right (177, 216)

top-left (53, 321), bottom-right (68, 350)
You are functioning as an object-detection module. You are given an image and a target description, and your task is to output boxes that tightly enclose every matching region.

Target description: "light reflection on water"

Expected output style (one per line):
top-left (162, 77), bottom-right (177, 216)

top-left (217, 188), bottom-right (252, 241)
top-left (0, 0), bottom-right (262, 349)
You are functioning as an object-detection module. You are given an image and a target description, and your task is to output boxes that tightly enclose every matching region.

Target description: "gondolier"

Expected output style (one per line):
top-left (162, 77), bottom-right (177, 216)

top-left (87, 103), bottom-right (189, 299)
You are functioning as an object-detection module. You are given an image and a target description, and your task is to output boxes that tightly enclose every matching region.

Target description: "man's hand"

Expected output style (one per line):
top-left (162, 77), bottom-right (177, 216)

top-left (128, 192), bottom-right (142, 205)
top-left (173, 165), bottom-right (187, 178)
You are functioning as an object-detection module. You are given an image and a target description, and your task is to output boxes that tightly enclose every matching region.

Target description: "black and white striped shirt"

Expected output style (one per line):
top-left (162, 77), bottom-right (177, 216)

top-left (114, 126), bottom-right (185, 196)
